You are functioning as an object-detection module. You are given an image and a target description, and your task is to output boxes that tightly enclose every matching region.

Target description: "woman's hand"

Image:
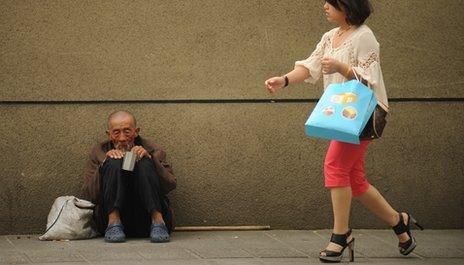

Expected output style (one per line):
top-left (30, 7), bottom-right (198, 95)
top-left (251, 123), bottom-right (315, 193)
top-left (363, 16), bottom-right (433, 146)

top-left (321, 57), bottom-right (343, 75)
top-left (265, 76), bottom-right (285, 93)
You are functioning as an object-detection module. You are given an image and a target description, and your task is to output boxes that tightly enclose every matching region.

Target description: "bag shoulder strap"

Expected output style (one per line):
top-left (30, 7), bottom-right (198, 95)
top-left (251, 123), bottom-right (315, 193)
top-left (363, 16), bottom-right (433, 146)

top-left (43, 199), bottom-right (71, 234)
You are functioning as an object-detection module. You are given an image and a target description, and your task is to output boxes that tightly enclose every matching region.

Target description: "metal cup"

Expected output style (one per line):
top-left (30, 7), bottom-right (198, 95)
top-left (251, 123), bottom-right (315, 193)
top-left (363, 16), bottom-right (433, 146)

top-left (122, 151), bottom-right (136, 171)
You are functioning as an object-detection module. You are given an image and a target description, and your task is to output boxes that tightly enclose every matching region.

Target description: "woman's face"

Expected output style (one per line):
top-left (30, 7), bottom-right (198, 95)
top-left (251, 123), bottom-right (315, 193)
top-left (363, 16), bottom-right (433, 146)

top-left (324, 1), bottom-right (346, 24)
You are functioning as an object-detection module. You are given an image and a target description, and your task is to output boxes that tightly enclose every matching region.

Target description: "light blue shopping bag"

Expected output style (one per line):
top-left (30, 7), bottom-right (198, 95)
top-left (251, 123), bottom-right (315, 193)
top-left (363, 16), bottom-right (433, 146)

top-left (305, 79), bottom-right (377, 144)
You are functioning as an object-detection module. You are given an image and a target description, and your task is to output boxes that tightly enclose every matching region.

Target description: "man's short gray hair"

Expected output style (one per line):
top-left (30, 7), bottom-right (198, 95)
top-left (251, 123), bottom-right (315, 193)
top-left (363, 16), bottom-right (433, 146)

top-left (107, 110), bottom-right (137, 129)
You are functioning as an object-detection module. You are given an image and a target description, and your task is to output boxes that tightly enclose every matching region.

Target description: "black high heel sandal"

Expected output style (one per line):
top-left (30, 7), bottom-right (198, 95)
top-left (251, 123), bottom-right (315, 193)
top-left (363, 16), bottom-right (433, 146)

top-left (319, 229), bottom-right (355, 263)
top-left (392, 212), bottom-right (424, 255)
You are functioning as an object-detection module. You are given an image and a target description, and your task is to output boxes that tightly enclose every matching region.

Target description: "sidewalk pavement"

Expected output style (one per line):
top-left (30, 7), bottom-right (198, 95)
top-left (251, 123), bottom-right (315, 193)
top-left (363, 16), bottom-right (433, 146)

top-left (1, 229), bottom-right (463, 265)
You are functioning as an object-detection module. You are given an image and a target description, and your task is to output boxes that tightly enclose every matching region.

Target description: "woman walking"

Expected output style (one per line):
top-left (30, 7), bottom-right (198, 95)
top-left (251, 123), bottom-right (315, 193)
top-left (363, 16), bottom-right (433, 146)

top-left (264, 0), bottom-right (423, 263)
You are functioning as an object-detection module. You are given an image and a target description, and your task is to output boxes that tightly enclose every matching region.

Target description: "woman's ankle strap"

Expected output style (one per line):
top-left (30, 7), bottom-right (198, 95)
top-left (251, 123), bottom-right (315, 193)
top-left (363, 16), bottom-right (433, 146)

top-left (392, 213), bottom-right (408, 235)
top-left (330, 229), bottom-right (352, 246)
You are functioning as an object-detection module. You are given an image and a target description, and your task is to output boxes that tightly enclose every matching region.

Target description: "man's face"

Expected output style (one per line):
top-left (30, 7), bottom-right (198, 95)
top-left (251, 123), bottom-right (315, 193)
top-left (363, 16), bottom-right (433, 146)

top-left (107, 116), bottom-right (139, 151)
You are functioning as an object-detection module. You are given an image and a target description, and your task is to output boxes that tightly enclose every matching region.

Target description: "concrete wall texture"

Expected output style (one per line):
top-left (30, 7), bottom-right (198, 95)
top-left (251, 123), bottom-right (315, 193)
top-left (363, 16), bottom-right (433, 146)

top-left (0, 0), bottom-right (463, 234)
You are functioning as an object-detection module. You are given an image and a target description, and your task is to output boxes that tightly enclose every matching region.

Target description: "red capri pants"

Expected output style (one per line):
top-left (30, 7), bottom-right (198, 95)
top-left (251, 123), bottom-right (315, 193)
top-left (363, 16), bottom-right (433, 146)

top-left (324, 140), bottom-right (371, 196)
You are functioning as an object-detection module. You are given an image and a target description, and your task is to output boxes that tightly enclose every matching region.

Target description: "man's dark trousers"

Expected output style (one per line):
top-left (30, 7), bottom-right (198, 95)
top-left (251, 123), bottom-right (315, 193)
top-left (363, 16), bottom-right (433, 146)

top-left (97, 157), bottom-right (166, 237)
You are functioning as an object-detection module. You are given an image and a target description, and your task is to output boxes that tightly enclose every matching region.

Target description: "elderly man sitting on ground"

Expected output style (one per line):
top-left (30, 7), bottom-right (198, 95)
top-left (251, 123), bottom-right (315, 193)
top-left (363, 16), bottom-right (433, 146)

top-left (82, 110), bottom-right (177, 243)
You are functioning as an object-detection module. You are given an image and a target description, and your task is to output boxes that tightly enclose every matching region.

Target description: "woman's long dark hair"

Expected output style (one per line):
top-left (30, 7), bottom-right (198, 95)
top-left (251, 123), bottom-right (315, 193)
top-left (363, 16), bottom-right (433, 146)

top-left (325, 0), bottom-right (373, 25)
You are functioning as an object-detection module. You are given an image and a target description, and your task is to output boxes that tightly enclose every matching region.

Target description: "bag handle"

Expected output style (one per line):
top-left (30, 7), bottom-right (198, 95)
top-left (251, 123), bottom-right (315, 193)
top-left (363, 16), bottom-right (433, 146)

top-left (352, 68), bottom-right (361, 83)
top-left (43, 199), bottom-right (70, 234)
top-left (351, 68), bottom-right (389, 112)
top-left (351, 68), bottom-right (371, 89)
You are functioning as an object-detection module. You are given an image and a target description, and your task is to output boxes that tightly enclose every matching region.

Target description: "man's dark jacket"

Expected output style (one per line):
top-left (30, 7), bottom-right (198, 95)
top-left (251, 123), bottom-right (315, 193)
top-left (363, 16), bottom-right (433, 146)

top-left (82, 136), bottom-right (176, 202)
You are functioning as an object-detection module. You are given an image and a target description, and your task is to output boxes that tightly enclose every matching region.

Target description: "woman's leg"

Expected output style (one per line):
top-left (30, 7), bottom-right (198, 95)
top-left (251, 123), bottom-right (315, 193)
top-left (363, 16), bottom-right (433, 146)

top-left (355, 185), bottom-right (410, 243)
top-left (347, 140), bottom-right (411, 243)
top-left (323, 140), bottom-right (369, 251)
top-left (332, 187), bottom-right (352, 234)
top-left (325, 186), bottom-right (353, 252)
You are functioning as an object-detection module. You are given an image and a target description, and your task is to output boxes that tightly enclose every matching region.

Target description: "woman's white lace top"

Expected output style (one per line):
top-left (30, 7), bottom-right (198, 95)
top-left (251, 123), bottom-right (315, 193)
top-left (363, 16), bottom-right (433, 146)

top-left (295, 25), bottom-right (389, 110)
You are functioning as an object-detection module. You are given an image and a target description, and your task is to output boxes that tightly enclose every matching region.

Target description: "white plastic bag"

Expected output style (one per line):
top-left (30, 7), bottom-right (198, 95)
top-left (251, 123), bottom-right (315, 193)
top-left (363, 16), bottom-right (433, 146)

top-left (39, 196), bottom-right (98, 240)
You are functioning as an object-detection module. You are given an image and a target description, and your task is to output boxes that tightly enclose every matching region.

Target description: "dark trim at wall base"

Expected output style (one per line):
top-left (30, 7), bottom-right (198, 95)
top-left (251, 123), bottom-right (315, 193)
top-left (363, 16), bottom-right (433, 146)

top-left (1, 98), bottom-right (463, 105)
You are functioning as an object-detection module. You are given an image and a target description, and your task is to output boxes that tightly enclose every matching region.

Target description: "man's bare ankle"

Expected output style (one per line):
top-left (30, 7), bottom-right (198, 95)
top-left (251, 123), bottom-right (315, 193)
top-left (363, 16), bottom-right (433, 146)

top-left (152, 218), bottom-right (165, 225)
top-left (108, 219), bottom-right (121, 226)
top-left (151, 211), bottom-right (165, 224)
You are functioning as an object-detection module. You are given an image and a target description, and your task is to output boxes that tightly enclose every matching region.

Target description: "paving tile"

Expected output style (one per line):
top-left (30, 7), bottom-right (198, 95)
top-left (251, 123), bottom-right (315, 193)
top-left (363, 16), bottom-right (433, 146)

top-left (170, 232), bottom-right (231, 249)
top-left (213, 231), bottom-right (307, 258)
top-left (0, 236), bottom-right (16, 251)
top-left (415, 246), bottom-right (464, 259)
top-left (78, 247), bottom-right (145, 262)
top-left (139, 259), bottom-right (212, 265)
top-left (0, 251), bottom-right (30, 264)
top-left (188, 247), bottom-right (253, 259)
top-left (206, 258), bottom-right (264, 265)
top-left (137, 245), bottom-right (198, 260)
top-left (23, 249), bottom-right (85, 263)
top-left (244, 247), bottom-right (306, 258)
top-left (87, 261), bottom-right (144, 265)
top-left (362, 257), bottom-right (464, 264)
top-left (6, 235), bottom-right (71, 252)
top-left (358, 229), bottom-right (464, 258)
top-left (353, 229), bottom-right (416, 258)
top-left (71, 238), bottom-right (151, 252)
top-left (264, 230), bottom-right (326, 258)
top-left (31, 262), bottom-right (90, 265)
top-left (258, 257), bottom-right (320, 265)
top-left (412, 230), bottom-right (464, 258)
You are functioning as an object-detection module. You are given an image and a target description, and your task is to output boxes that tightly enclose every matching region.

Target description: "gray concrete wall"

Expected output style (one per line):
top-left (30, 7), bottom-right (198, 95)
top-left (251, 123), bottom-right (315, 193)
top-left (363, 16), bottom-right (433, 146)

top-left (1, 0), bottom-right (463, 234)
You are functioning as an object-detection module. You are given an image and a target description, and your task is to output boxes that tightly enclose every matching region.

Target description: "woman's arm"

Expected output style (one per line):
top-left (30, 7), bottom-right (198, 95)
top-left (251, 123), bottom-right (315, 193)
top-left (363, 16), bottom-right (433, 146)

top-left (264, 65), bottom-right (311, 93)
top-left (265, 32), bottom-right (331, 94)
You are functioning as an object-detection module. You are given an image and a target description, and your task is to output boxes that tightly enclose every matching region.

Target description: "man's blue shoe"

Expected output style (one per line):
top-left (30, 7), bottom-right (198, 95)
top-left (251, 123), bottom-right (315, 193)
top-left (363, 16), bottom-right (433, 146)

top-left (104, 223), bottom-right (126, 243)
top-left (150, 223), bottom-right (170, 243)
